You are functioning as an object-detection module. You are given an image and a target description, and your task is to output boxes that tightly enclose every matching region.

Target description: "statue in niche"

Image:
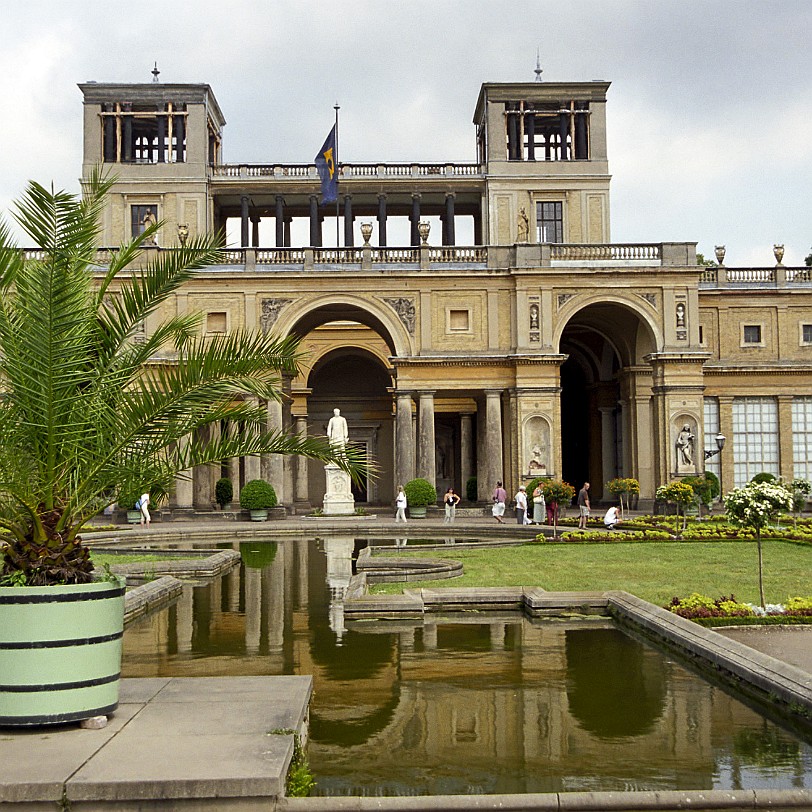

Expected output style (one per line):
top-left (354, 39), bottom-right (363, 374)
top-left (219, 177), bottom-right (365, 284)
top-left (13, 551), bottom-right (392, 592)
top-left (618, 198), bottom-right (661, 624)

top-left (529, 304), bottom-right (539, 330)
top-left (517, 207), bottom-right (529, 243)
top-left (676, 303), bottom-right (686, 329)
top-left (327, 408), bottom-right (349, 452)
top-left (675, 423), bottom-right (695, 469)
top-left (141, 209), bottom-right (157, 245)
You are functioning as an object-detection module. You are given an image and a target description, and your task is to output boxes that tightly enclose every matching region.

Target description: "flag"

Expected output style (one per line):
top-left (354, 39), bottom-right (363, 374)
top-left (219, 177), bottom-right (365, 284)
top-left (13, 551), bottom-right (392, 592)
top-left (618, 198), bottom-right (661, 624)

top-left (315, 125), bottom-right (338, 204)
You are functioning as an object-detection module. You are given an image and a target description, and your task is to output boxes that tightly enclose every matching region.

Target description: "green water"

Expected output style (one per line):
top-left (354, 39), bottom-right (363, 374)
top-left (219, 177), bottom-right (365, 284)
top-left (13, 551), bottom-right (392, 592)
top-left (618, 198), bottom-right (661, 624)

top-left (121, 536), bottom-right (812, 796)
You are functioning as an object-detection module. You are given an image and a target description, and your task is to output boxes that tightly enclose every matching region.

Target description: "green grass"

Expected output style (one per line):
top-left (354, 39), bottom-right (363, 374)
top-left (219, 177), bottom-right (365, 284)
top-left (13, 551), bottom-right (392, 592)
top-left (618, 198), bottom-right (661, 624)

top-left (369, 540), bottom-right (812, 606)
top-left (90, 553), bottom-right (190, 566)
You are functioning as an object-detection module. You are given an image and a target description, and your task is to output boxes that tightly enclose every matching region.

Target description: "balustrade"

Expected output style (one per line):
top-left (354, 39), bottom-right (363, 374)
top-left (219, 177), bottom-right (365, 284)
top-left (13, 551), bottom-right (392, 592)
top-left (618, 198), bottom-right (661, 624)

top-left (210, 162), bottom-right (482, 180)
top-left (551, 243), bottom-right (661, 261)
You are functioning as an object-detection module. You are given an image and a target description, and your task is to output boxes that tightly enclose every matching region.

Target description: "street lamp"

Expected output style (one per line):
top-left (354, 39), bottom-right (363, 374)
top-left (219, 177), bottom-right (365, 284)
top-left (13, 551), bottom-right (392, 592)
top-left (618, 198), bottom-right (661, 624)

top-left (704, 432), bottom-right (726, 504)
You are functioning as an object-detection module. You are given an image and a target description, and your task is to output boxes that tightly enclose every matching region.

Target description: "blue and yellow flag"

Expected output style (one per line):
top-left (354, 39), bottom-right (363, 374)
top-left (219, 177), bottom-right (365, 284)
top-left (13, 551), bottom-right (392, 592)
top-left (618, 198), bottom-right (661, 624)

top-left (315, 125), bottom-right (338, 204)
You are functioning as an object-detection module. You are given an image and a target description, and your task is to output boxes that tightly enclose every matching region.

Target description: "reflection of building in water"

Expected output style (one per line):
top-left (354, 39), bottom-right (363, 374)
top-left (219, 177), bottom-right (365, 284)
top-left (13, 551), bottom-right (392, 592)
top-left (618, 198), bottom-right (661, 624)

top-left (323, 536), bottom-right (354, 640)
top-left (122, 539), bottom-right (808, 793)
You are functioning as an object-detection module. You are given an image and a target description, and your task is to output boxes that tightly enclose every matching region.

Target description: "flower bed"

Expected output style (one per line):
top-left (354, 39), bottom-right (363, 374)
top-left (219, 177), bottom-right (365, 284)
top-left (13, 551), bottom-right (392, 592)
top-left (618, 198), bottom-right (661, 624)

top-left (666, 592), bottom-right (812, 626)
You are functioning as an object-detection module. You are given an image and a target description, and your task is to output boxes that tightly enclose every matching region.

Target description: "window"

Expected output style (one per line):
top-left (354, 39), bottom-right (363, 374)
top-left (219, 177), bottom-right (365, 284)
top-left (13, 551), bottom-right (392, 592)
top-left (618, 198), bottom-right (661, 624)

top-left (206, 312), bottom-right (228, 333)
top-left (698, 325), bottom-right (704, 345)
top-left (703, 397), bottom-right (720, 481)
top-left (792, 397), bottom-right (812, 481)
top-left (742, 324), bottom-right (762, 345)
top-left (536, 201), bottom-right (563, 243)
top-left (802, 324), bottom-right (812, 345)
top-left (732, 397), bottom-right (778, 487)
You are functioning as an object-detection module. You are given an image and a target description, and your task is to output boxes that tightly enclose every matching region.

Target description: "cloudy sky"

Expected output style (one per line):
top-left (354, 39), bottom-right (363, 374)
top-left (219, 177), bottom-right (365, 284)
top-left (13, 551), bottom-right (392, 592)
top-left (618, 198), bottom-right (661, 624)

top-left (2, 0), bottom-right (810, 264)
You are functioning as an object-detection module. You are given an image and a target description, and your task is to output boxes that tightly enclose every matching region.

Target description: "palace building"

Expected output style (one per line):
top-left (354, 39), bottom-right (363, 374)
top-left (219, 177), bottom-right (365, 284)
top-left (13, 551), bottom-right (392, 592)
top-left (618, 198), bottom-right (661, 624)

top-left (77, 77), bottom-right (812, 511)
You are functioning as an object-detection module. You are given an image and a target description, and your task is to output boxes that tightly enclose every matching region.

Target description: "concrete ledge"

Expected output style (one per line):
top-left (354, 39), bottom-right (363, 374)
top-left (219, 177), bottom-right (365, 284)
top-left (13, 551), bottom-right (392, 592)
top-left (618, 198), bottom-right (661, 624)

top-left (113, 549), bottom-right (242, 582)
top-left (279, 787), bottom-right (812, 810)
top-left (124, 575), bottom-right (183, 626)
top-left (357, 555), bottom-right (463, 583)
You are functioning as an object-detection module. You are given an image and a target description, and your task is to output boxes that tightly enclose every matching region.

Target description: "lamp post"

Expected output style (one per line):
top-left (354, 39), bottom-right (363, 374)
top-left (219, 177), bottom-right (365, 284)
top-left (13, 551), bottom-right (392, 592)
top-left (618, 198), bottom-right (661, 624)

top-left (704, 432), bottom-right (726, 503)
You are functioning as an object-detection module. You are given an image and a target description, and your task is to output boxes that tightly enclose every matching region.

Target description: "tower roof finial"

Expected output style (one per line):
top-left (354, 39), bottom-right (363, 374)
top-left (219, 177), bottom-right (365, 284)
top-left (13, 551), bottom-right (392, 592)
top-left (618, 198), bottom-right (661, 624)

top-left (534, 48), bottom-right (543, 83)
top-left (151, 62), bottom-right (160, 83)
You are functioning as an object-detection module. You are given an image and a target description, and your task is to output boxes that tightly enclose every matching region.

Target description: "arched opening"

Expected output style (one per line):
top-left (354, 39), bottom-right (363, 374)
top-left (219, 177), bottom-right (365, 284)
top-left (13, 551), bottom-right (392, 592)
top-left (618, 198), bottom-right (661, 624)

top-left (558, 302), bottom-right (657, 501)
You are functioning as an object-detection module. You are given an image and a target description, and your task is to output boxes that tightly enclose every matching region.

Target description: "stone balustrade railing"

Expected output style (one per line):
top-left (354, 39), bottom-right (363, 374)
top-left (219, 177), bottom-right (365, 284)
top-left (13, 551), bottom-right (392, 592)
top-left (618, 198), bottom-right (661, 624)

top-left (699, 266), bottom-right (812, 286)
top-left (209, 162), bottom-right (482, 180)
top-left (551, 243), bottom-right (662, 261)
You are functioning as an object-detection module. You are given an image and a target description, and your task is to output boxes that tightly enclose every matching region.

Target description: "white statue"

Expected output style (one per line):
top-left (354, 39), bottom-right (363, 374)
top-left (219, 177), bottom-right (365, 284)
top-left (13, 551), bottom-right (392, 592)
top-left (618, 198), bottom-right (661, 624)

top-left (327, 408), bottom-right (349, 450)
top-left (676, 423), bottom-right (695, 468)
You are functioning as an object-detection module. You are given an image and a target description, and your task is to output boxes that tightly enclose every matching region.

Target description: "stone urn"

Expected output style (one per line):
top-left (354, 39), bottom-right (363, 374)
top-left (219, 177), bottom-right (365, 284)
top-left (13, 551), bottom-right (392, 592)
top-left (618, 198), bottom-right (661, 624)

top-left (714, 245), bottom-right (725, 265)
top-left (773, 244), bottom-right (784, 266)
top-left (360, 222), bottom-right (373, 247)
top-left (418, 221), bottom-right (431, 246)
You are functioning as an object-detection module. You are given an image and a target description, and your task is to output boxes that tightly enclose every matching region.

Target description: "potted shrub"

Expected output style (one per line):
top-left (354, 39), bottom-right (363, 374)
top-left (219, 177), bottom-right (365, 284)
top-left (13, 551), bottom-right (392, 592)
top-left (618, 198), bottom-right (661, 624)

top-left (240, 479), bottom-right (278, 521)
top-left (404, 477), bottom-right (437, 518)
top-left (0, 174), bottom-right (365, 726)
top-left (215, 477), bottom-right (234, 510)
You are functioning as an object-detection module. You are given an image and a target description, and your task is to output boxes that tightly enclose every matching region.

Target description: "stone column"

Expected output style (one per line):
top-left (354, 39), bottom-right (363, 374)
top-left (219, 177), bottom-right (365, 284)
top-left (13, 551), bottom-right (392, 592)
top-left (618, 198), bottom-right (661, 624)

top-left (309, 195), bottom-right (321, 248)
top-left (409, 194), bottom-right (421, 247)
top-left (484, 390), bottom-right (503, 498)
top-left (294, 416), bottom-right (309, 505)
top-left (174, 111), bottom-right (185, 163)
top-left (263, 398), bottom-right (285, 502)
top-left (156, 114), bottom-right (166, 163)
top-left (228, 454), bottom-right (241, 504)
top-left (174, 434), bottom-right (194, 508)
top-left (343, 194), bottom-right (354, 247)
top-left (417, 391), bottom-right (436, 490)
top-left (122, 103), bottom-right (133, 163)
top-left (395, 392), bottom-right (415, 486)
top-left (251, 215), bottom-right (260, 248)
top-left (377, 194), bottom-right (387, 246)
top-left (243, 403), bottom-right (261, 484)
top-left (240, 195), bottom-right (250, 248)
top-left (599, 406), bottom-right (616, 500)
top-left (443, 193), bottom-right (456, 246)
top-left (460, 413), bottom-right (473, 499)
top-left (275, 196), bottom-right (285, 247)
top-left (777, 395), bottom-right (795, 483)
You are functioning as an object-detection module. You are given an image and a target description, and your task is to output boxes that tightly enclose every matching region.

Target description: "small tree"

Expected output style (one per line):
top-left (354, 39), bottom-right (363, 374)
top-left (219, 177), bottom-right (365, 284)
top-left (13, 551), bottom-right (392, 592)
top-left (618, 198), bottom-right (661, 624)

top-left (239, 479), bottom-right (277, 511)
top-left (655, 480), bottom-right (696, 533)
top-left (215, 477), bottom-right (233, 509)
top-left (540, 480), bottom-right (575, 537)
top-left (404, 477), bottom-right (437, 508)
top-left (606, 477), bottom-right (639, 518)
top-left (465, 476), bottom-right (478, 503)
top-left (724, 481), bottom-right (793, 607)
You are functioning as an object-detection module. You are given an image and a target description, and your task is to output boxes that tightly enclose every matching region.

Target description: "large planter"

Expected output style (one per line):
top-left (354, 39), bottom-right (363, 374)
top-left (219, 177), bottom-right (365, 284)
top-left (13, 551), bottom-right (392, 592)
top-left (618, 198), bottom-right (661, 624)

top-left (0, 576), bottom-right (125, 726)
top-left (408, 506), bottom-right (427, 519)
top-left (249, 509), bottom-right (268, 522)
top-left (126, 509), bottom-right (141, 524)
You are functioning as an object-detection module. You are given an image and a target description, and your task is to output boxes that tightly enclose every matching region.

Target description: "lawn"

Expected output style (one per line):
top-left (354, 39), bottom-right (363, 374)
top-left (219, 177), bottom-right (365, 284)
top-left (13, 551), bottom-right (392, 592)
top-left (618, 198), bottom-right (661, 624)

top-left (369, 539), bottom-right (812, 606)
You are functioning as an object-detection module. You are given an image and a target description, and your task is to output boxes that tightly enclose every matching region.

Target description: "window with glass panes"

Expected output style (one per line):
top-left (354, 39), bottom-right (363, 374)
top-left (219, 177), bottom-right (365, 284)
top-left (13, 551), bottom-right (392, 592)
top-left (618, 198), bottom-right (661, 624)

top-left (792, 397), bottom-right (812, 481)
top-left (732, 397), bottom-right (778, 487)
top-left (536, 201), bottom-right (563, 243)
top-left (703, 397), bottom-right (720, 481)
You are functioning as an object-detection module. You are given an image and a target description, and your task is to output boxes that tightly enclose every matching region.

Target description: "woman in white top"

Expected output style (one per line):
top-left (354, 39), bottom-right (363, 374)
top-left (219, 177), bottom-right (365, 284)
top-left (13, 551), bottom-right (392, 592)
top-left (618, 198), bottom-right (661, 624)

top-left (138, 491), bottom-right (151, 527)
top-left (395, 486), bottom-right (408, 523)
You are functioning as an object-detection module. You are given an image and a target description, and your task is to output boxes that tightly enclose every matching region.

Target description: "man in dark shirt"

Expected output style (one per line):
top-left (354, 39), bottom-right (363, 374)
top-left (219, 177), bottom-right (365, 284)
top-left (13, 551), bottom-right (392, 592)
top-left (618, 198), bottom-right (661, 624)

top-left (577, 482), bottom-right (590, 530)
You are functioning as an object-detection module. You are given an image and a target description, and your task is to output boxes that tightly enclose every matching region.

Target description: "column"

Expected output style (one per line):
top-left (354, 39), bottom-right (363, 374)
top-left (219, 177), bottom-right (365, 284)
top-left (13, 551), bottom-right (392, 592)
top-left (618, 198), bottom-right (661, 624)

top-left (174, 434), bottom-right (194, 508)
top-left (309, 195), bottom-right (321, 247)
top-left (294, 416), bottom-right (309, 504)
top-left (409, 194), bottom-right (421, 247)
top-left (485, 390), bottom-right (503, 497)
top-left (377, 194), bottom-right (387, 246)
top-left (208, 420), bottom-right (222, 502)
top-left (718, 396), bottom-right (734, 496)
top-left (599, 407), bottom-right (616, 500)
top-left (460, 413), bottom-right (474, 499)
top-left (193, 426), bottom-right (212, 508)
top-left (174, 110), bottom-right (185, 162)
top-left (442, 193), bottom-right (456, 246)
top-left (122, 103), bottom-right (133, 162)
top-left (251, 215), bottom-right (260, 248)
top-left (103, 103), bottom-right (116, 162)
top-left (275, 196), bottom-right (286, 247)
top-left (343, 194), bottom-right (354, 247)
top-left (243, 400), bottom-right (261, 483)
top-left (417, 391), bottom-right (436, 490)
top-left (240, 195), bottom-right (250, 248)
top-left (526, 108), bottom-right (536, 161)
top-left (228, 455), bottom-right (241, 503)
top-left (156, 114), bottom-right (166, 163)
top-left (263, 398), bottom-right (285, 502)
top-left (777, 395), bottom-right (795, 483)
top-left (395, 392), bottom-right (415, 487)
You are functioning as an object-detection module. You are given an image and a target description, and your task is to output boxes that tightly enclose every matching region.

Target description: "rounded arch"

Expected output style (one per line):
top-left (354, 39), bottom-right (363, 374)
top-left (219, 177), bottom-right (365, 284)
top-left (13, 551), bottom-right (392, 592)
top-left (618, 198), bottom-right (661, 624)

top-left (274, 293), bottom-right (414, 358)
top-left (554, 294), bottom-right (662, 364)
top-left (305, 343), bottom-right (393, 383)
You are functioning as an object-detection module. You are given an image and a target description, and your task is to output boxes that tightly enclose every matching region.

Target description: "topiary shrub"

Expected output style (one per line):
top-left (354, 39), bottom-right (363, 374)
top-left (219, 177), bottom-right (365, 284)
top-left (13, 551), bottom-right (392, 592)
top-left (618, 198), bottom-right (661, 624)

top-left (750, 471), bottom-right (777, 484)
top-left (215, 477), bottom-right (233, 509)
top-left (466, 476), bottom-right (477, 502)
top-left (404, 477), bottom-right (437, 507)
top-left (239, 479), bottom-right (277, 511)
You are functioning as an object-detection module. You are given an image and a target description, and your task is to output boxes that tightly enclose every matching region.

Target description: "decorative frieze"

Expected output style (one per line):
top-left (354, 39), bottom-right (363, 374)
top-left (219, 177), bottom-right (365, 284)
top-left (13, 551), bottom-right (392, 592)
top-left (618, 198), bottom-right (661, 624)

top-left (260, 298), bottom-right (292, 334)
top-left (383, 296), bottom-right (416, 335)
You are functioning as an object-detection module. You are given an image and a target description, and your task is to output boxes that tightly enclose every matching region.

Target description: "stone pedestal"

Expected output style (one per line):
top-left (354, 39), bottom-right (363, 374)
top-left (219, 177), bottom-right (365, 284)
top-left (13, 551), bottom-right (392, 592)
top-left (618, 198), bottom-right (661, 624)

top-left (322, 463), bottom-right (355, 515)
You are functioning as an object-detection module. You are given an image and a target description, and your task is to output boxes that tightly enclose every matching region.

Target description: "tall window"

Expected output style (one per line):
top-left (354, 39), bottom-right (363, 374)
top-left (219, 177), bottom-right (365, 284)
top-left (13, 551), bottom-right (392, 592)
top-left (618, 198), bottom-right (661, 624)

top-left (703, 397), bottom-right (720, 481)
top-left (792, 397), bottom-right (812, 481)
top-left (732, 397), bottom-right (778, 487)
top-left (536, 201), bottom-right (563, 243)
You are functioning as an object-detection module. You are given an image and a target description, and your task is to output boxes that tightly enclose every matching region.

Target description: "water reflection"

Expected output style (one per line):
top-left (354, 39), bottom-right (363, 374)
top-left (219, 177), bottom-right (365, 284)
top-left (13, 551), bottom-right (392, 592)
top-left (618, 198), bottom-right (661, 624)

top-left (121, 536), bottom-right (812, 796)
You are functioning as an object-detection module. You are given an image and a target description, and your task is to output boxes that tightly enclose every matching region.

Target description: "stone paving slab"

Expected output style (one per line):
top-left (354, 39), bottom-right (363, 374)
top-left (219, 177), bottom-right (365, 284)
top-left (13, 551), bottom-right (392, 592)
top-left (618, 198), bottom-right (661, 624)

top-left (0, 676), bottom-right (311, 808)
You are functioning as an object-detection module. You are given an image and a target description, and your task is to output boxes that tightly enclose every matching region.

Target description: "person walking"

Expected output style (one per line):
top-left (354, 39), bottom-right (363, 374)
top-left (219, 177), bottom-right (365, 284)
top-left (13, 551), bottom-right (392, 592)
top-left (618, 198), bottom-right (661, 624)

top-left (492, 480), bottom-right (507, 523)
top-left (514, 485), bottom-right (528, 525)
top-left (395, 485), bottom-right (408, 523)
top-left (577, 482), bottom-right (590, 530)
top-left (532, 482), bottom-right (546, 524)
top-left (137, 490), bottom-right (151, 528)
top-left (443, 487), bottom-right (461, 524)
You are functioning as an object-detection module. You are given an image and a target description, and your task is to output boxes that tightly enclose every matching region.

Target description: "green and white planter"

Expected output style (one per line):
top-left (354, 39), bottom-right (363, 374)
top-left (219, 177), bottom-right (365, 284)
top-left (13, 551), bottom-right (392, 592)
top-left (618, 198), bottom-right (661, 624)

top-left (408, 506), bottom-right (428, 518)
top-left (0, 576), bottom-right (125, 726)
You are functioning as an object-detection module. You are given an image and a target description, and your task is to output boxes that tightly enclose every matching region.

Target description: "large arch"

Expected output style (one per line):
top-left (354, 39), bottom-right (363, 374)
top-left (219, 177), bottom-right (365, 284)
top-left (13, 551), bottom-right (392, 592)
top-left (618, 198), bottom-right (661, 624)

top-left (557, 299), bottom-right (660, 501)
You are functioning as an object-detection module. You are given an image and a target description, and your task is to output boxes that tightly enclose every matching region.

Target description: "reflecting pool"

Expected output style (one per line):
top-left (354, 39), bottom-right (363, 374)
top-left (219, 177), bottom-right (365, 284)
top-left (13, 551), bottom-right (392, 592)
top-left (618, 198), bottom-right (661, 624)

top-left (121, 536), bottom-right (812, 796)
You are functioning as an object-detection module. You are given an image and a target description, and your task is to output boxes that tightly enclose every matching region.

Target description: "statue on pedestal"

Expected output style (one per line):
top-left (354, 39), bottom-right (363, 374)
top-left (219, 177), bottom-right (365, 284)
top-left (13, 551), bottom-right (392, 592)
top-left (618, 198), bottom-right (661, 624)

top-left (323, 407), bottom-right (355, 516)
top-left (327, 408), bottom-right (349, 452)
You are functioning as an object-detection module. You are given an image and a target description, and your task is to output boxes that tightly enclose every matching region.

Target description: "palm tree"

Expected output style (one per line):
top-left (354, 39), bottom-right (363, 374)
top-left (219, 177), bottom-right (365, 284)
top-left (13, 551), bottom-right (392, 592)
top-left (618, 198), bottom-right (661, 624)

top-left (0, 170), bottom-right (366, 585)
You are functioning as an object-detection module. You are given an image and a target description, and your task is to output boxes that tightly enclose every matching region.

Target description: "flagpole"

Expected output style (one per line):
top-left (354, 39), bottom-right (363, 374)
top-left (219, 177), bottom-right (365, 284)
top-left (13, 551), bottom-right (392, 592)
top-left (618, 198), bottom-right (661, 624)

top-left (334, 102), bottom-right (340, 248)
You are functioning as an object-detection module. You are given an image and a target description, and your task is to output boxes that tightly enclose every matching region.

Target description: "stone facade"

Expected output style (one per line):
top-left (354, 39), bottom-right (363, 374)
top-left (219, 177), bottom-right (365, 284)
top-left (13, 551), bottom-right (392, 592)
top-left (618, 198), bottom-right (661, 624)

top-left (77, 78), bottom-right (812, 509)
